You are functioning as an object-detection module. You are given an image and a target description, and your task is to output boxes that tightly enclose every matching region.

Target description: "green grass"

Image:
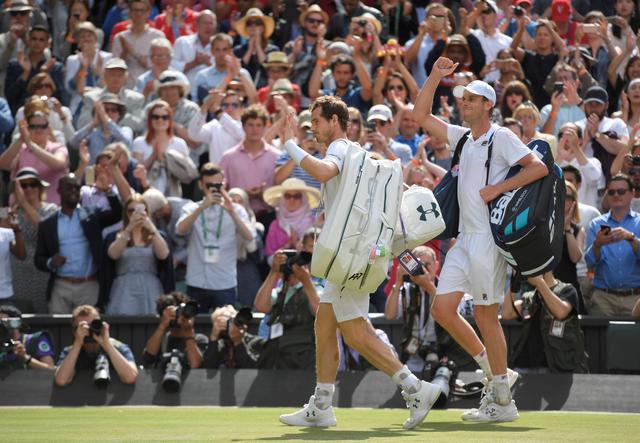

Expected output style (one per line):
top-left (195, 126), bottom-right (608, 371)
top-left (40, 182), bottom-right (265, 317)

top-left (0, 407), bottom-right (639, 442)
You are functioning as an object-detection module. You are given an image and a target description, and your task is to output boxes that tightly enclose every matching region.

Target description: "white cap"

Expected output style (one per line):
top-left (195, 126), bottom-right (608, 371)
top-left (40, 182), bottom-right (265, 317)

top-left (453, 80), bottom-right (497, 106)
top-left (484, 0), bottom-right (498, 13)
top-left (367, 104), bottom-right (393, 122)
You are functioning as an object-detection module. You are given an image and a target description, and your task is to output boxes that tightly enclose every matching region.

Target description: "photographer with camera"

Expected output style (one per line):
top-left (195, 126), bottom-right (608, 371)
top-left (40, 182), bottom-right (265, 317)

top-left (385, 246), bottom-right (439, 374)
top-left (255, 239), bottom-right (319, 370)
top-left (0, 305), bottom-right (54, 370)
top-left (142, 292), bottom-right (206, 370)
top-left (54, 305), bottom-right (137, 387)
top-left (502, 271), bottom-right (588, 373)
top-left (202, 305), bottom-right (263, 369)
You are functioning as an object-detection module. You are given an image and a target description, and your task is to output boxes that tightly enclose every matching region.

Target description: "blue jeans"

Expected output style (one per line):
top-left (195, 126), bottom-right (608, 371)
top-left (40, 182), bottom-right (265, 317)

top-left (186, 286), bottom-right (237, 314)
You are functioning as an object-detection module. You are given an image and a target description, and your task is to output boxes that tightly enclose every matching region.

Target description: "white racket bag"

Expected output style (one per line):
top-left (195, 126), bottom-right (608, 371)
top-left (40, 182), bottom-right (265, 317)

top-left (311, 146), bottom-right (403, 293)
top-left (391, 185), bottom-right (446, 256)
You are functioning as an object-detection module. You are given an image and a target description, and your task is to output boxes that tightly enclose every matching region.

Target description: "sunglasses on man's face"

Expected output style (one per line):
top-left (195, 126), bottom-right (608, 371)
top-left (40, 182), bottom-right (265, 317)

top-left (607, 188), bottom-right (628, 196)
top-left (283, 193), bottom-right (303, 200)
top-left (10, 11), bottom-right (30, 17)
top-left (306, 17), bottom-right (324, 25)
top-left (28, 123), bottom-right (49, 130)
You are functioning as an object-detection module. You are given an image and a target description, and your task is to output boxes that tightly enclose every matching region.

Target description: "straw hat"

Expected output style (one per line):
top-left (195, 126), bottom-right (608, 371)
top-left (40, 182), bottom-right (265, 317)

top-left (263, 178), bottom-right (321, 209)
top-left (262, 51), bottom-right (292, 70)
top-left (233, 8), bottom-right (275, 39)
top-left (73, 21), bottom-right (98, 40)
top-left (299, 4), bottom-right (329, 26)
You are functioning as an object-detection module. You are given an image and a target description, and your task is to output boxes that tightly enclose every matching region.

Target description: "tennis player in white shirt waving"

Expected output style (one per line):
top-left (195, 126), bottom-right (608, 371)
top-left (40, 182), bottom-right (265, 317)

top-left (412, 57), bottom-right (548, 422)
top-left (277, 96), bottom-right (441, 430)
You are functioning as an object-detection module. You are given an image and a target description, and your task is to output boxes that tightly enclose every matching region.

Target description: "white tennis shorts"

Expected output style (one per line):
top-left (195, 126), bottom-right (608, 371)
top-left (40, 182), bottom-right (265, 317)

top-left (436, 232), bottom-right (507, 306)
top-left (320, 281), bottom-right (370, 323)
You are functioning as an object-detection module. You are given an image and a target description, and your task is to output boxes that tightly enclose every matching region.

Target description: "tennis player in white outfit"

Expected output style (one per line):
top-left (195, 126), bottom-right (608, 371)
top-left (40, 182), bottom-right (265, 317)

top-left (413, 57), bottom-right (548, 422)
top-left (277, 96), bottom-right (441, 430)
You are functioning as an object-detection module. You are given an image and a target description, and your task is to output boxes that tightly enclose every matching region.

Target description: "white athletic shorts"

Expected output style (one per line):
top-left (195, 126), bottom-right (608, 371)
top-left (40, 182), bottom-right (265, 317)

top-left (320, 281), bottom-right (369, 323)
top-left (436, 233), bottom-right (507, 306)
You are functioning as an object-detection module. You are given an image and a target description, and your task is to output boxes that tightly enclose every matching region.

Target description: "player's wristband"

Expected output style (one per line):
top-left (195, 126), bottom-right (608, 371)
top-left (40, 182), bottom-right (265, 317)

top-left (284, 139), bottom-right (310, 166)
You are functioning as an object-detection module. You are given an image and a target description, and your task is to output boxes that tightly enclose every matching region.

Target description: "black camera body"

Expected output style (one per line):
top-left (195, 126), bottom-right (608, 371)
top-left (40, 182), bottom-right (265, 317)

top-left (170, 301), bottom-right (199, 328)
top-left (84, 319), bottom-right (104, 343)
top-left (281, 250), bottom-right (312, 278)
top-left (0, 322), bottom-right (18, 353)
top-left (513, 5), bottom-right (524, 17)
top-left (219, 307), bottom-right (253, 340)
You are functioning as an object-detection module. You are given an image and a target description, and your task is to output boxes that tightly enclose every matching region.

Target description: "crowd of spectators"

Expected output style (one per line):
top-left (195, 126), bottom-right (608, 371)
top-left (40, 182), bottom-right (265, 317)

top-left (1, 0), bottom-right (640, 379)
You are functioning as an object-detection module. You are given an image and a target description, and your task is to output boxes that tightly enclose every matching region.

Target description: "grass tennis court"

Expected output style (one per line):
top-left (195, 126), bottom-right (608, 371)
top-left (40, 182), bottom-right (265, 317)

top-left (1, 407), bottom-right (639, 442)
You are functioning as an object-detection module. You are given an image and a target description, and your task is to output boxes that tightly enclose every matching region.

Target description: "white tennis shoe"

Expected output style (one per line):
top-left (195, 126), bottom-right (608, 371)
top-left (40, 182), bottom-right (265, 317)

top-left (401, 381), bottom-right (442, 430)
top-left (279, 395), bottom-right (337, 427)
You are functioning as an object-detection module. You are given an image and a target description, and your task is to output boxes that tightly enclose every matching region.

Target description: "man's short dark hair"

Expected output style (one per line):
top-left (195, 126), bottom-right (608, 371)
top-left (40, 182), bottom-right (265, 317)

top-left (29, 25), bottom-right (50, 38)
top-left (199, 162), bottom-right (222, 178)
top-left (610, 173), bottom-right (634, 191)
top-left (310, 96), bottom-right (349, 132)
top-left (562, 165), bottom-right (582, 184)
top-left (241, 104), bottom-right (269, 126)
top-left (330, 54), bottom-right (355, 74)
top-left (155, 292), bottom-right (190, 316)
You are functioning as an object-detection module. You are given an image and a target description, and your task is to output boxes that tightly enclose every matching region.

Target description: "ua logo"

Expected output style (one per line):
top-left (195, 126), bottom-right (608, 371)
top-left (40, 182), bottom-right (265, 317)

top-left (348, 273), bottom-right (363, 281)
top-left (417, 203), bottom-right (440, 221)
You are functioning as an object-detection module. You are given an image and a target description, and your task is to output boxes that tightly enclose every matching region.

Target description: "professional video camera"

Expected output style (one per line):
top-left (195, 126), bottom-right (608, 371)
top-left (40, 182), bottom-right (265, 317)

top-left (170, 301), bottom-right (199, 328)
top-left (421, 351), bottom-right (458, 408)
top-left (161, 348), bottom-right (185, 392)
top-left (281, 250), bottom-right (312, 278)
top-left (219, 307), bottom-right (253, 341)
top-left (0, 319), bottom-right (20, 353)
top-left (94, 353), bottom-right (110, 388)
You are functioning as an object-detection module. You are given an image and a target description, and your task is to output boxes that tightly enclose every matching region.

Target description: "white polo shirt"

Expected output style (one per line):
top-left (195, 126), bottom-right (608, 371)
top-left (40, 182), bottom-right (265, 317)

top-left (447, 124), bottom-right (532, 234)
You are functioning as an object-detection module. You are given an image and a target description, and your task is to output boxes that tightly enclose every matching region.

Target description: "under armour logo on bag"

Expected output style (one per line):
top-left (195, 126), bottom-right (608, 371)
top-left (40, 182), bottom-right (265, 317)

top-left (417, 203), bottom-right (440, 221)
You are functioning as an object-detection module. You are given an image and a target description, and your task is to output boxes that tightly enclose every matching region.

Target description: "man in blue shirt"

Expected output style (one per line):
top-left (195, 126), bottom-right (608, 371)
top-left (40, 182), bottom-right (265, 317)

top-left (308, 53), bottom-right (372, 116)
top-left (585, 174), bottom-right (640, 316)
top-left (35, 175), bottom-right (122, 314)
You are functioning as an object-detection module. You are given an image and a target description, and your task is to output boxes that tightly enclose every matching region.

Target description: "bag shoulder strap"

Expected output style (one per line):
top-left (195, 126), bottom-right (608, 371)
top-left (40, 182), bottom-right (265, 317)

top-left (451, 130), bottom-right (471, 167)
top-left (485, 128), bottom-right (498, 186)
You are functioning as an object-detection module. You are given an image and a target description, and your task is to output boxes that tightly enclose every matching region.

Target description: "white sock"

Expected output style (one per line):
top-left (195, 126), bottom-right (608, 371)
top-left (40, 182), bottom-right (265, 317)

top-left (314, 383), bottom-right (335, 410)
top-left (473, 349), bottom-right (493, 381)
top-left (392, 365), bottom-right (422, 394)
top-left (493, 373), bottom-right (511, 405)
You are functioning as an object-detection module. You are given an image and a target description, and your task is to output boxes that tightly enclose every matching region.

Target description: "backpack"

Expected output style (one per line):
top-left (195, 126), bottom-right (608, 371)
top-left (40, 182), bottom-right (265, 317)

top-left (311, 145), bottom-right (403, 293)
top-left (489, 139), bottom-right (566, 276)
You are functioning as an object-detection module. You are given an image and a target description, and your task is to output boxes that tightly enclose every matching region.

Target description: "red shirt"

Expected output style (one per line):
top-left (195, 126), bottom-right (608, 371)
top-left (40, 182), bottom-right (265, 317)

top-left (153, 8), bottom-right (197, 43)
top-left (257, 83), bottom-right (302, 114)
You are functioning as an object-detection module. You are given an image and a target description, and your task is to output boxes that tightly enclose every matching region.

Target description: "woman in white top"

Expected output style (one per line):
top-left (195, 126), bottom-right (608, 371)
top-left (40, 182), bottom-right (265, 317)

top-left (12, 75), bottom-right (74, 145)
top-left (132, 100), bottom-right (197, 197)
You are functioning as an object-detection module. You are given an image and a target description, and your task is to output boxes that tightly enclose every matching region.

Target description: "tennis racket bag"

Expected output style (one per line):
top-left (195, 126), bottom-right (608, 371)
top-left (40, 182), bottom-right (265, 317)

top-left (489, 139), bottom-right (565, 276)
top-left (311, 145), bottom-right (403, 293)
top-left (391, 185), bottom-right (446, 256)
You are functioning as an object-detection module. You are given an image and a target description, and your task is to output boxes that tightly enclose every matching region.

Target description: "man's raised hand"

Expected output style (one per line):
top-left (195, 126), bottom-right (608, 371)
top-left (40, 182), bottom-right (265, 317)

top-left (433, 57), bottom-right (458, 78)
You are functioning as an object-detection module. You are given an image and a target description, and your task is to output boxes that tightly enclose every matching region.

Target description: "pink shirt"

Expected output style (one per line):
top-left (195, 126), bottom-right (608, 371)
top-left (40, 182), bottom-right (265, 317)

top-left (13, 141), bottom-right (69, 205)
top-left (219, 141), bottom-right (280, 214)
top-left (264, 219), bottom-right (290, 257)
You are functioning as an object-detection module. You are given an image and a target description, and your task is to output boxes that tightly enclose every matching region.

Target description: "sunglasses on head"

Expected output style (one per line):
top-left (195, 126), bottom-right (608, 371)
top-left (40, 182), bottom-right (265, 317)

top-left (150, 114), bottom-right (170, 121)
top-left (607, 188), bottom-right (628, 196)
top-left (28, 123), bottom-right (49, 130)
top-left (283, 192), bottom-right (303, 200)
top-left (306, 17), bottom-right (324, 25)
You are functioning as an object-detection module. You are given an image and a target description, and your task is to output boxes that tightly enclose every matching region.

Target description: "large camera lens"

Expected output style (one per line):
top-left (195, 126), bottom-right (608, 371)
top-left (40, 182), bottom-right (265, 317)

top-left (233, 307), bottom-right (253, 328)
top-left (162, 349), bottom-right (184, 392)
top-left (90, 319), bottom-right (103, 336)
top-left (94, 354), bottom-right (110, 389)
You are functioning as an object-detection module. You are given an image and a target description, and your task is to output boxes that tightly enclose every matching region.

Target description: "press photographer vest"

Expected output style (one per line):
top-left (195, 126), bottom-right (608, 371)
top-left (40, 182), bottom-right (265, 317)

top-left (0, 331), bottom-right (52, 370)
top-left (268, 285), bottom-right (315, 347)
top-left (510, 282), bottom-right (589, 373)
